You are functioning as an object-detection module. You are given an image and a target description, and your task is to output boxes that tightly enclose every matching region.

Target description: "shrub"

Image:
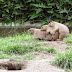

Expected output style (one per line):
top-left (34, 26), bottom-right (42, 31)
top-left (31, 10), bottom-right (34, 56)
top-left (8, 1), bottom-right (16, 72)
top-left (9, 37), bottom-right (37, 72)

top-left (0, 0), bottom-right (72, 26)
top-left (53, 49), bottom-right (72, 69)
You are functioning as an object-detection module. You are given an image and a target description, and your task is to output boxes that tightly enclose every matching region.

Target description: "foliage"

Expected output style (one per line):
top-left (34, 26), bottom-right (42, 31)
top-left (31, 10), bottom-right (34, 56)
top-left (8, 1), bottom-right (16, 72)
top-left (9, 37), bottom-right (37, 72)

top-left (0, 33), bottom-right (52, 59)
top-left (53, 49), bottom-right (72, 69)
top-left (44, 47), bottom-right (56, 54)
top-left (63, 34), bottom-right (72, 43)
top-left (0, 52), bottom-right (10, 59)
top-left (0, 33), bottom-right (43, 54)
top-left (0, 0), bottom-right (72, 26)
top-left (22, 53), bottom-right (34, 60)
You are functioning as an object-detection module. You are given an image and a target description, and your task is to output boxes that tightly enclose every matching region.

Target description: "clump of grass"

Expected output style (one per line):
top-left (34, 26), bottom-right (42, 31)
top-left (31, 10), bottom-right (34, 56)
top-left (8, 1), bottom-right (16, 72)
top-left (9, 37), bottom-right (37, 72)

top-left (0, 52), bottom-right (35, 60)
top-left (44, 47), bottom-right (56, 54)
top-left (52, 49), bottom-right (72, 69)
top-left (10, 53), bottom-right (34, 60)
top-left (1, 43), bottom-right (43, 54)
top-left (22, 53), bottom-right (34, 60)
top-left (0, 52), bottom-right (10, 59)
top-left (33, 43), bottom-right (44, 52)
top-left (63, 34), bottom-right (72, 43)
top-left (0, 43), bottom-right (32, 54)
top-left (0, 33), bottom-right (57, 59)
top-left (0, 33), bottom-right (41, 59)
top-left (0, 33), bottom-right (42, 54)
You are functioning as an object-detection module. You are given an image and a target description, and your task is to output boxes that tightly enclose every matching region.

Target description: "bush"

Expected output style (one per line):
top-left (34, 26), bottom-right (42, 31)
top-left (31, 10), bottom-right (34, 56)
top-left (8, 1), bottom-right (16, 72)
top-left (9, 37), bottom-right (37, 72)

top-left (53, 49), bottom-right (72, 69)
top-left (0, 0), bottom-right (72, 26)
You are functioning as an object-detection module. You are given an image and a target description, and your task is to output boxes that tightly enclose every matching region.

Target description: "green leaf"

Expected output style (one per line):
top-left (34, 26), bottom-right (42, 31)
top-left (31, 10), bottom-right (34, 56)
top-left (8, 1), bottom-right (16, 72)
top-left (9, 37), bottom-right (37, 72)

top-left (26, 0), bottom-right (35, 3)
top-left (12, 11), bottom-right (18, 15)
top-left (54, 13), bottom-right (63, 19)
top-left (68, 16), bottom-right (72, 20)
top-left (14, 0), bottom-right (18, 3)
top-left (48, 3), bottom-right (55, 6)
top-left (0, 0), bottom-right (3, 2)
top-left (30, 3), bottom-right (48, 8)
top-left (45, 16), bottom-right (50, 23)
top-left (66, 0), bottom-right (72, 5)
top-left (2, 13), bottom-right (7, 17)
top-left (15, 4), bottom-right (23, 9)
top-left (68, 21), bottom-right (72, 27)
top-left (47, 10), bottom-right (53, 14)
top-left (59, 8), bottom-right (68, 13)
top-left (30, 13), bottom-right (39, 19)
top-left (4, 8), bottom-right (9, 13)
top-left (54, 19), bottom-right (60, 22)
top-left (36, 8), bottom-right (42, 14)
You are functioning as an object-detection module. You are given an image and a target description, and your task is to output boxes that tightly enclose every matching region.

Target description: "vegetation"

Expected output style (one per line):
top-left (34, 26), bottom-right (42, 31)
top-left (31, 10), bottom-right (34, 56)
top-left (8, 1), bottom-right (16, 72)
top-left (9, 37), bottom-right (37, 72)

top-left (53, 49), bottom-right (72, 69)
top-left (63, 34), bottom-right (72, 43)
top-left (0, 32), bottom-right (72, 71)
top-left (52, 34), bottom-right (72, 70)
top-left (0, 33), bottom-right (56, 59)
top-left (0, 33), bottom-right (37, 59)
top-left (0, 0), bottom-right (72, 26)
top-left (44, 47), bottom-right (56, 54)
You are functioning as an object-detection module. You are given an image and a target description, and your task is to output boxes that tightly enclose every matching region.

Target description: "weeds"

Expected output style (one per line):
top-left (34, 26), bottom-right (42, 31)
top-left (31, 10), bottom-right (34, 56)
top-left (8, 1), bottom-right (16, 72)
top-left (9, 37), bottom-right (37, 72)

top-left (0, 33), bottom-right (46, 59)
top-left (0, 33), bottom-right (40, 54)
top-left (52, 49), bottom-right (72, 69)
top-left (63, 34), bottom-right (72, 44)
top-left (44, 47), bottom-right (56, 54)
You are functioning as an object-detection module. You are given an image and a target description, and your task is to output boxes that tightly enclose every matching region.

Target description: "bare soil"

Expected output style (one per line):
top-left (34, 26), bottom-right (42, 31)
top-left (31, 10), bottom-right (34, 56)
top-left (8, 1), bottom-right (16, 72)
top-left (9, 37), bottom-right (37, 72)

top-left (0, 41), bottom-right (69, 72)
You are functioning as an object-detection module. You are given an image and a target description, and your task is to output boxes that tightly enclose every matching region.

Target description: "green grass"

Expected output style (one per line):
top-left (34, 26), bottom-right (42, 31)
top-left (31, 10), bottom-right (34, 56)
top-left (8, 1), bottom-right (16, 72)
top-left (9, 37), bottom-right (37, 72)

top-left (0, 33), bottom-right (41, 54)
top-left (52, 48), bottom-right (72, 69)
top-left (0, 33), bottom-right (37, 59)
top-left (0, 51), bottom-right (34, 60)
top-left (1, 33), bottom-right (71, 60)
top-left (52, 34), bottom-right (72, 70)
top-left (10, 53), bottom-right (35, 60)
top-left (63, 34), bottom-right (72, 44)
top-left (44, 47), bottom-right (57, 54)
top-left (0, 33), bottom-right (54, 59)
top-left (0, 52), bottom-right (11, 59)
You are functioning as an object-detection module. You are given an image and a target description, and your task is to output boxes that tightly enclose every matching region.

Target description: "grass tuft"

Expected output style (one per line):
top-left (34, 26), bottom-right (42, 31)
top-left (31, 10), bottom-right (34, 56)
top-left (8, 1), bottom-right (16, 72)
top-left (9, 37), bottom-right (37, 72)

top-left (52, 49), bottom-right (72, 69)
top-left (44, 47), bottom-right (56, 54)
top-left (63, 34), bottom-right (72, 44)
top-left (0, 33), bottom-right (47, 59)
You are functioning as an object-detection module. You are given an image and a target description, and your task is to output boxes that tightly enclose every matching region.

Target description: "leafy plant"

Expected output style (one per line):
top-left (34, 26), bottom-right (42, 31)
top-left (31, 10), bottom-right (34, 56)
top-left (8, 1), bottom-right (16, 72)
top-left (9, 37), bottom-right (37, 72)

top-left (22, 53), bottom-right (34, 60)
top-left (63, 34), bottom-right (72, 43)
top-left (44, 47), bottom-right (56, 54)
top-left (52, 49), bottom-right (72, 69)
top-left (0, 0), bottom-right (72, 26)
